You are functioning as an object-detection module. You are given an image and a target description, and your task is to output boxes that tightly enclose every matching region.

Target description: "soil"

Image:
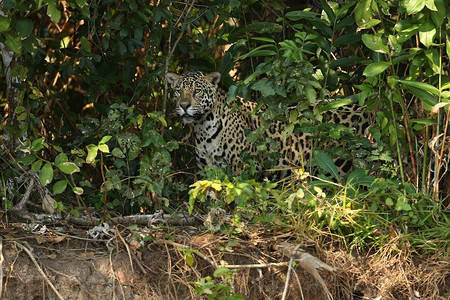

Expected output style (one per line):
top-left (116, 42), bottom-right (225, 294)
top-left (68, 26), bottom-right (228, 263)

top-left (0, 222), bottom-right (448, 300)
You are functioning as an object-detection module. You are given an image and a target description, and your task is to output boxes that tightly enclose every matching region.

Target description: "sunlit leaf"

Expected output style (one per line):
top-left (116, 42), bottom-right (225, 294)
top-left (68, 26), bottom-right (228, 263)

top-left (40, 162), bottom-right (54, 186)
top-left (404, 0), bottom-right (426, 14)
top-left (396, 79), bottom-right (439, 95)
top-left (56, 162), bottom-right (80, 174)
top-left (98, 144), bottom-right (110, 153)
top-left (72, 186), bottom-right (84, 195)
top-left (363, 62), bottom-right (390, 77)
top-left (86, 144), bottom-right (98, 164)
top-left (354, 0), bottom-right (372, 26)
top-left (362, 34), bottom-right (389, 54)
top-left (47, 3), bottom-right (61, 23)
top-left (0, 15), bottom-right (11, 32)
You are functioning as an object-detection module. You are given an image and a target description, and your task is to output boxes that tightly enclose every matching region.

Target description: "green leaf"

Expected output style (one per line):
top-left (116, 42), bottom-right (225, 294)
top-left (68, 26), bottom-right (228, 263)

top-left (395, 79), bottom-right (440, 95)
top-left (282, 123), bottom-right (295, 138)
top-left (285, 10), bottom-right (320, 21)
top-left (406, 86), bottom-right (438, 110)
top-left (55, 153), bottom-right (68, 165)
top-left (47, 3), bottom-right (61, 23)
top-left (334, 33), bottom-right (362, 46)
top-left (98, 144), bottom-right (110, 153)
top-left (0, 15), bottom-right (11, 32)
top-left (15, 18), bottom-right (34, 38)
top-left (252, 78), bottom-right (275, 97)
top-left (404, 0), bottom-right (426, 14)
top-left (319, 99), bottom-right (353, 112)
top-left (410, 118), bottom-right (437, 125)
top-left (53, 180), bottom-right (68, 194)
top-left (354, 0), bottom-right (372, 26)
top-left (72, 186), bottom-right (84, 195)
top-left (441, 82), bottom-right (450, 90)
top-left (418, 21), bottom-right (436, 48)
top-left (313, 150), bottom-right (339, 180)
top-left (99, 135), bottom-right (112, 144)
top-left (31, 137), bottom-right (45, 152)
top-left (112, 147), bottom-right (126, 158)
top-left (319, 0), bottom-right (336, 23)
top-left (31, 160), bottom-right (43, 172)
top-left (213, 267), bottom-right (234, 278)
top-left (40, 162), bottom-right (54, 186)
top-left (240, 45), bottom-right (276, 59)
top-left (305, 86), bottom-right (316, 103)
top-left (5, 33), bottom-right (22, 54)
top-left (360, 19), bottom-right (381, 30)
top-left (251, 37), bottom-right (276, 43)
top-left (80, 36), bottom-right (91, 52)
top-left (17, 154), bottom-right (35, 165)
top-left (56, 162), bottom-right (80, 174)
top-left (346, 169), bottom-right (375, 187)
top-left (361, 34), bottom-right (389, 54)
top-left (86, 145), bottom-right (98, 164)
top-left (238, 22), bottom-right (282, 33)
top-left (363, 62), bottom-right (390, 77)
top-left (385, 197), bottom-right (394, 206)
top-left (329, 57), bottom-right (365, 68)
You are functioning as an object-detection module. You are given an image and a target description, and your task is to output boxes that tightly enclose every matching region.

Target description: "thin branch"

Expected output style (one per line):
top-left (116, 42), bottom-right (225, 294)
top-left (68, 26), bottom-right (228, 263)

top-left (9, 177), bottom-right (35, 213)
top-left (163, 0), bottom-right (196, 124)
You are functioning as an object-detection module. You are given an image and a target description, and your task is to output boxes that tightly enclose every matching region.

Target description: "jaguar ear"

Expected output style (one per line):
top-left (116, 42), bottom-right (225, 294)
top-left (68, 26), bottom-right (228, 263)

top-left (205, 72), bottom-right (221, 87)
top-left (166, 73), bottom-right (180, 87)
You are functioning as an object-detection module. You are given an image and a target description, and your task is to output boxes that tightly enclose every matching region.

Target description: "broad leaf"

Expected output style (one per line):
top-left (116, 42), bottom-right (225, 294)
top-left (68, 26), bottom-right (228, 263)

top-left (15, 18), bottom-right (34, 38)
top-left (361, 34), bottom-right (390, 54)
top-left (0, 15), bottom-right (11, 32)
top-left (363, 62), bottom-right (390, 77)
top-left (86, 144), bottom-right (98, 164)
top-left (56, 162), bottom-right (80, 174)
top-left (40, 162), bottom-right (54, 186)
top-left (53, 180), bottom-right (68, 194)
top-left (314, 150), bottom-right (339, 180)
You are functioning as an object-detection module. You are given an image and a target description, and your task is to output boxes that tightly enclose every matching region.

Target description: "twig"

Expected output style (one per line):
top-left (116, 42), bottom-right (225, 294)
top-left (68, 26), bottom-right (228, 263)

top-left (224, 262), bottom-right (289, 269)
top-left (100, 152), bottom-right (108, 219)
top-left (163, 0), bottom-right (196, 125)
top-left (281, 244), bottom-right (300, 300)
top-left (154, 239), bottom-right (216, 267)
top-left (115, 229), bottom-right (134, 274)
top-left (14, 242), bottom-right (64, 300)
top-left (9, 177), bottom-right (35, 213)
top-left (292, 269), bottom-right (305, 300)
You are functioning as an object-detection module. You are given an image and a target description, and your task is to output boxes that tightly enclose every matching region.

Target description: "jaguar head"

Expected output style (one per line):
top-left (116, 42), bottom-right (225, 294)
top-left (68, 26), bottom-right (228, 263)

top-left (166, 71), bottom-right (221, 124)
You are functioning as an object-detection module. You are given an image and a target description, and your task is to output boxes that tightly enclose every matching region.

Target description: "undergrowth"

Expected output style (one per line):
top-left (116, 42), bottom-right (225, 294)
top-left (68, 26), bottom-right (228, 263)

top-left (189, 167), bottom-right (449, 257)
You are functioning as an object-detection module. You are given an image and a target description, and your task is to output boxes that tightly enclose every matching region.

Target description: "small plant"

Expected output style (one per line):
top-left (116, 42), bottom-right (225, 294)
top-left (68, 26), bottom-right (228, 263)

top-left (191, 267), bottom-right (243, 300)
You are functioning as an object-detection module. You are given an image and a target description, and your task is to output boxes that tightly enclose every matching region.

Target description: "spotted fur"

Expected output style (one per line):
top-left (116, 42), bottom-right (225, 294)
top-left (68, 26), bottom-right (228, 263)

top-left (166, 71), bottom-right (371, 175)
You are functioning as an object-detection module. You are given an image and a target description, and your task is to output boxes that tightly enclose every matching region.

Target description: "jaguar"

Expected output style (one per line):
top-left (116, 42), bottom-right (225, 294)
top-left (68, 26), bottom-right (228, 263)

top-left (166, 71), bottom-right (371, 176)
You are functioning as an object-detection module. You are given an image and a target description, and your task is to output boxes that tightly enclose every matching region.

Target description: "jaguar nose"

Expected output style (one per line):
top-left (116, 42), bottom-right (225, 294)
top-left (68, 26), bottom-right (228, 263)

top-left (180, 102), bottom-right (191, 110)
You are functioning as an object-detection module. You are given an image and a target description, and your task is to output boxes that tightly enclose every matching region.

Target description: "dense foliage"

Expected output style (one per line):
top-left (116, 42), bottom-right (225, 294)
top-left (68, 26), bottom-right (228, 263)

top-left (1, 0), bottom-right (449, 258)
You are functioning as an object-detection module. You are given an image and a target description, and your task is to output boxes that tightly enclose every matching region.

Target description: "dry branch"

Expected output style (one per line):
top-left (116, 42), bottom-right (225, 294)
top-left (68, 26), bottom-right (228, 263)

top-left (7, 211), bottom-right (198, 227)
